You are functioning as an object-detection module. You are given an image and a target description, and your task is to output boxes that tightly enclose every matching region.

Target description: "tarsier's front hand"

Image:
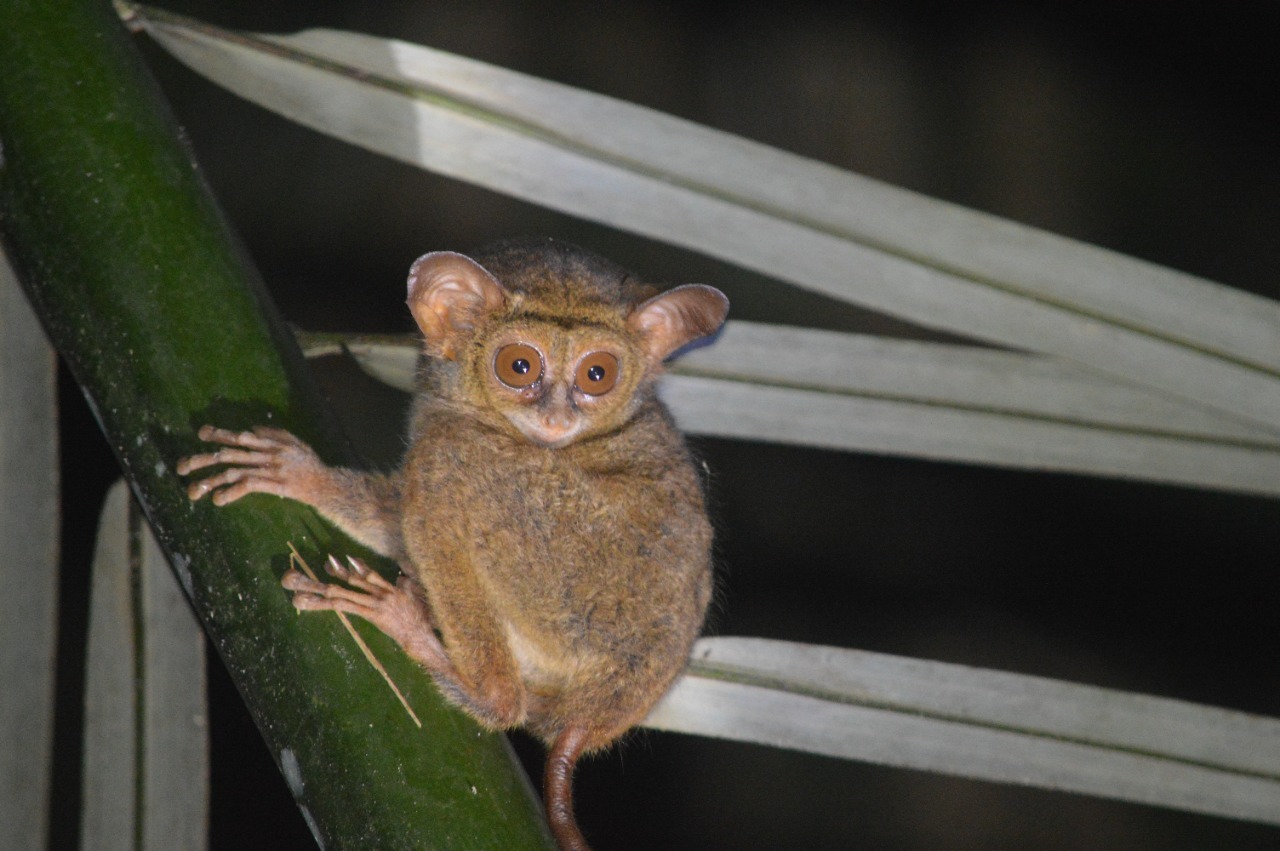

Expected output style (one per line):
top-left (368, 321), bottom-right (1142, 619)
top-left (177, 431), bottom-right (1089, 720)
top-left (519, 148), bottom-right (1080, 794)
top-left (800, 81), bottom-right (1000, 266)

top-left (176, 425), bottom-right (331, 506)
top-left (177, 425), bottom-right (405, 560)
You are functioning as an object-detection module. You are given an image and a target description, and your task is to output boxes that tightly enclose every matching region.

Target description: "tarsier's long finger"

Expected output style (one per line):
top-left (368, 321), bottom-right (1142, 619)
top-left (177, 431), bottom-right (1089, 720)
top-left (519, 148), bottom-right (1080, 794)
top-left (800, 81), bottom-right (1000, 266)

top-left (206, 476), bottom-right (294, 506)
top-left (344, 556), bottom-right (371, 577)
top-left (196, 424), bottom-right (290, 450)
top-left (282, 568), bottom-right (383, 615)
top-left (322, 554), bottom-right (353, 581)
top-left (183, 465), bottom-right (286, 504)
top-left (175, 446), bottom-right (275, 477)
top-left (249, 425), bottom-right (310, 444)
top-left (328, 556), bottom-right (397, 593)
top-left (174, 451), bottom-right (219, 477)
top-left (280, 568), bottom-right (329, 595)
top-left (177, 424), bottom-right (292, 476)
top-left (318, 557), bottom-right (399, 599)
top-left (289, 590), bottom-right (383, 621)
top-left (182, 465), bottom-right (247, 500)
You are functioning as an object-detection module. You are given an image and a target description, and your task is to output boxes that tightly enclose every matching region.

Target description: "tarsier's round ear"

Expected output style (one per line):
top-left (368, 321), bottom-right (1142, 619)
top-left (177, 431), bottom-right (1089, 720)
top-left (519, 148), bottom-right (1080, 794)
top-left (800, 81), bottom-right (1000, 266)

top-left (627, 284), bottom-right (729, 363)
top-left (407, 252), bottom-right (508, 359)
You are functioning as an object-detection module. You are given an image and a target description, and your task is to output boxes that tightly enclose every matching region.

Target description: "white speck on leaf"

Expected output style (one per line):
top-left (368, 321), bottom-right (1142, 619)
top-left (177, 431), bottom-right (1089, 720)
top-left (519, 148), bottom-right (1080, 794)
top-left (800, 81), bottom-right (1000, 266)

top-left (171, 553), bottom-right (193, 598)
top-left (280, 748), bottom-right (304, 797)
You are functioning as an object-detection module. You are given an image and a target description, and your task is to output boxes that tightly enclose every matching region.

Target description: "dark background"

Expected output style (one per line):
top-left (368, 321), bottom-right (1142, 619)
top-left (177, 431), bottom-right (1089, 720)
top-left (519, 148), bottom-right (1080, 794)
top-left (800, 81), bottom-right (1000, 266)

top-left (52, 2), bottom-right (1280, 849)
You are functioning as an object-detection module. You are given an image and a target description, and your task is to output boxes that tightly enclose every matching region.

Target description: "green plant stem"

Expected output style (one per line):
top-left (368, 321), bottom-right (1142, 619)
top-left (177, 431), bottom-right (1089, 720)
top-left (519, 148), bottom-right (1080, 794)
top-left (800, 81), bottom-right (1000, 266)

top-left (0, 1), bottom-right (552, 847)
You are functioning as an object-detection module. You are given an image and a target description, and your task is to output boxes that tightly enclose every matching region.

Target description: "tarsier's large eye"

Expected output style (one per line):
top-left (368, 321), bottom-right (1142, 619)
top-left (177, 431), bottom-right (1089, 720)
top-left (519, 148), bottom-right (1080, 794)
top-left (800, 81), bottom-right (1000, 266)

top-left (494, 343), bottom-right (543, 388)
top-left (575, 351), bottom-right (619, 396)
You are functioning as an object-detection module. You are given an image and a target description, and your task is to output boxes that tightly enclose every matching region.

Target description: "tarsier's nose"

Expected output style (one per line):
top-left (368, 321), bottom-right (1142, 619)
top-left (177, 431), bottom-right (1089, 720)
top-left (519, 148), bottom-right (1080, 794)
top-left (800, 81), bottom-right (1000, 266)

top-left (537, 400), bottom-right (576, 440)
top-left (535, 418), bottom-right (575, 443)
top-left (524, 385), bottom-right (580, 446)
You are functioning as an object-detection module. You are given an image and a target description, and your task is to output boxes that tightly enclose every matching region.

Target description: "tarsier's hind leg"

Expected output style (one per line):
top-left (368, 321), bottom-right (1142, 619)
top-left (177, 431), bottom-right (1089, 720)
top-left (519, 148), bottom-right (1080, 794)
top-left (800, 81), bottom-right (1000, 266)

top-left (283, 556), bottom-right (526, 729)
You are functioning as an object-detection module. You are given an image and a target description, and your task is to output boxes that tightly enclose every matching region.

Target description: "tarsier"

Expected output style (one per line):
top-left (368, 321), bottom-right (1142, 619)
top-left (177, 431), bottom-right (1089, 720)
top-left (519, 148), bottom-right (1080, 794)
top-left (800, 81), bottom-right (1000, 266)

top-left (177, 238), bottom-right (729, 850)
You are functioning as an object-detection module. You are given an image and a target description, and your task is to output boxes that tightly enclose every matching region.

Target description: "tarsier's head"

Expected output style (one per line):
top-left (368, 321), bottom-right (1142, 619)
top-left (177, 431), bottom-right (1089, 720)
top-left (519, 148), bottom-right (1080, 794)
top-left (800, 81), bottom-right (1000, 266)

top-left (406, 240), bottom-right (729, 448)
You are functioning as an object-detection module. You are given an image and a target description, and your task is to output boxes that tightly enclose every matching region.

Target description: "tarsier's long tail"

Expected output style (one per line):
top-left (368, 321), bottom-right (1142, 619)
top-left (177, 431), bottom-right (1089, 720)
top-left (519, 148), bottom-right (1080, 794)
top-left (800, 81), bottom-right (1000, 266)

top-left (544, 726), bottom-right (592, 851)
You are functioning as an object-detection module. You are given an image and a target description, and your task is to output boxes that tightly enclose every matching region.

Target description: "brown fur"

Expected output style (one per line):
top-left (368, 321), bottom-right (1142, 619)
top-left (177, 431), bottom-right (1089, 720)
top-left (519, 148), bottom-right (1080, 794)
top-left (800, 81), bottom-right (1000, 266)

top-left (177, 238), bottom-right (728, 850)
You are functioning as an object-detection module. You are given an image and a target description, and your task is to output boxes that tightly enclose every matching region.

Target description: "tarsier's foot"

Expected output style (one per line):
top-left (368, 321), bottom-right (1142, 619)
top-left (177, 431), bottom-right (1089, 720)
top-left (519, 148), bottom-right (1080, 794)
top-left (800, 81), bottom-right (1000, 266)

top-left (283, 556), bottom-right (450, 671)
top-left (176, 425), bottom-right (327, 506)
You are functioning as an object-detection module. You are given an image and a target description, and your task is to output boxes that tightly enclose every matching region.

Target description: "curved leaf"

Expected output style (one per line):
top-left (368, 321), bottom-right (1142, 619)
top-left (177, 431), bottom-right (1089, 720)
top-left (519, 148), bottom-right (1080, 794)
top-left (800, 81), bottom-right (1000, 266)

top-left (306, 328), bottom-right (1280, 497)
top-left (645, 637), bottom-right (1280, 826)
top-left (126, 4), bottom-right (1280, 431)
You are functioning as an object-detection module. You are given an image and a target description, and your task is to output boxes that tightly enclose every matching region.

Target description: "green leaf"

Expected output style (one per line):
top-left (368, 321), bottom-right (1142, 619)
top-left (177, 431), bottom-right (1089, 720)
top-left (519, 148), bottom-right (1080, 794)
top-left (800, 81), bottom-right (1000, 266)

top-left (644, 638), bottom-right (1280, 826)
top-left (74, 3), bottom-right (1280, 837)
top-left (0, 3), bottom-right (553, 849)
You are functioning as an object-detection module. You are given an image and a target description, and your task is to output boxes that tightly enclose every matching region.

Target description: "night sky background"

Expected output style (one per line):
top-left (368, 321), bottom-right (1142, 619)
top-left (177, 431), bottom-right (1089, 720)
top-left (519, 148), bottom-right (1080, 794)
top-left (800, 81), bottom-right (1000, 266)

top-left (49, 2), bottom-right (1280, 849)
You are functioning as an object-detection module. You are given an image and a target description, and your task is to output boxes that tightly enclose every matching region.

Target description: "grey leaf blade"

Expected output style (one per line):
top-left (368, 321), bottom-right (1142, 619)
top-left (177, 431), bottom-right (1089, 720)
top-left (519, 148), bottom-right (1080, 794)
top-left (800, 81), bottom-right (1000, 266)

top-left (677, 321), bottom-right (1280, 446)
top-left (320, 330), bottom-right (1280, 497)
top-left (643, 638), bottom-right (1280, 826)
top-left (661, 375), bottom-right (1280, 497)
top-left (130, 8), bottom-right (1280, 430)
